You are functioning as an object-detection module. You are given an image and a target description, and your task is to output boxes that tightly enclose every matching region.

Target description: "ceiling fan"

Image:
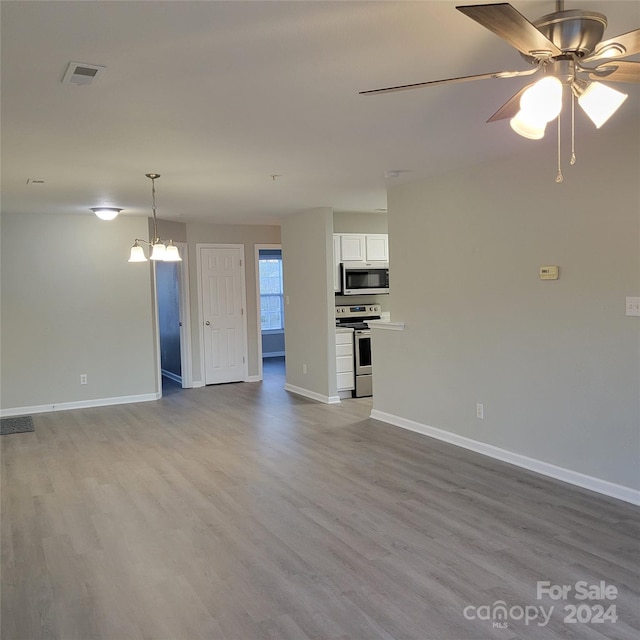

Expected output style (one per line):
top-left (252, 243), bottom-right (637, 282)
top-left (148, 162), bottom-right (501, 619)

top-left (361, 1), bottom-right (639, 180)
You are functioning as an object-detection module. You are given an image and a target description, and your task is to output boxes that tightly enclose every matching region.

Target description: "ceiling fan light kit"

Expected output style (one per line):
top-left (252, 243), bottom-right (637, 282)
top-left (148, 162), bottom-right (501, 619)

top-left (128, 173), bottom-right (182, 263)
top-left (520, 76), bottom-right (563, 119)
top-left (361, 1), bottom-right (638, 181)
top-left (510, 111), bottom-right (547, 140)
top-left (575, 80), bottom-right (628, 128)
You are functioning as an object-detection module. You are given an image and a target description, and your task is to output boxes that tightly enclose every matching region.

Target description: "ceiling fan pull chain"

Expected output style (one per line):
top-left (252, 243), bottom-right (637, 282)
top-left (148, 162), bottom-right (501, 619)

top-left (570, 92), bottom-right (577, 166)
top-left (555, 113), bottom-right (564, 183)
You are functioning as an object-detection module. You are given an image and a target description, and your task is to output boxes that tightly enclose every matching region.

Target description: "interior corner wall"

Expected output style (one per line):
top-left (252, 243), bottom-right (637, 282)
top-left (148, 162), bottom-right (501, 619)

top-left (281, 207), bottom-right (336, 399)
top-left (374, 122), bottom-right (640, 491)
top-left (0, 213), bottom-right (158, 411)
top-left (184, 222), bottom-right (280, 383)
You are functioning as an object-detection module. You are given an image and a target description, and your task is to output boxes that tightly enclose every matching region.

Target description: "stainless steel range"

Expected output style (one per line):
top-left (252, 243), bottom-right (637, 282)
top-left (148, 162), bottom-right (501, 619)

top-left (335, 304), bottom-right (381, 398)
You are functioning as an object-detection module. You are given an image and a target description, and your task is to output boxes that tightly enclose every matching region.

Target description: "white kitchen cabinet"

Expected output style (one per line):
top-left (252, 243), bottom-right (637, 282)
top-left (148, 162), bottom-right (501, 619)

top-left (339, 234), bottom-right (366, 262)
top-left (334, 233), bottom-right (389, 293)
top-left (365, 234), bottom-right (388, 262)
top-left (336, 330), bottom-right (354, 391)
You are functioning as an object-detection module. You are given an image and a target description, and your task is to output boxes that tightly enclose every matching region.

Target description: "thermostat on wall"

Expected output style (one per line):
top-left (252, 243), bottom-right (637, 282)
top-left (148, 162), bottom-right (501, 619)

top-left (539, 265), bottom-right (559, 280)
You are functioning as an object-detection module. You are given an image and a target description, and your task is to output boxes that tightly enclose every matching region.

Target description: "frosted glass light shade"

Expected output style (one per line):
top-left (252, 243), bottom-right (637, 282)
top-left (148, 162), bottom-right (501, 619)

top-left (578, 82), bottom-right (628, 128)
top-left (91, 207), bottom-right (121, 221)
top-left (163, 243), bottom-right (182, 262)
top-left (128, 244), bottom-right (148, 262)
top-left (520, 77), bottom-right (563, 123)
top-left (150, 242), bottom-right (166, 261)
top-left (510, 110), bottom-right (547, 140)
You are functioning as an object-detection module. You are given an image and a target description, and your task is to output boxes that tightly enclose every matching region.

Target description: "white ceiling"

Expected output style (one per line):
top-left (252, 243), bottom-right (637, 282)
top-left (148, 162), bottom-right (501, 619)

top-left (2, 1), bottom-right (638, 225)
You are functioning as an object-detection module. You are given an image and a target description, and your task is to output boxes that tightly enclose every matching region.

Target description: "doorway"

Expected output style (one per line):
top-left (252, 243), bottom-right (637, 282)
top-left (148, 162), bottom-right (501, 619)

top-left (155, 242), bottom-right (192, 392)
top-left (255, 244), bottom-right (285, 381)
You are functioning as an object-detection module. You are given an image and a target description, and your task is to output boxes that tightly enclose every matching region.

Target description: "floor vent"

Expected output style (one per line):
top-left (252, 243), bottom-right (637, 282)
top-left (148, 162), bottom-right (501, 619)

top-left (1, 416), bottom-right (34, 435)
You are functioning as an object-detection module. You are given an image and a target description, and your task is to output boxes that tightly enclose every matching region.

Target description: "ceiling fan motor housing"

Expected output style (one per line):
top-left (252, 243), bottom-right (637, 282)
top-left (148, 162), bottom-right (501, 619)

top-left (520, 9), bottom-right (607, 63)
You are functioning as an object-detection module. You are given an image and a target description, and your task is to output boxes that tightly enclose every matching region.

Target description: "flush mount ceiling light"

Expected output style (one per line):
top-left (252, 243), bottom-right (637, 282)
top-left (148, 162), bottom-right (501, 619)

top-left (90, 207), bottom-right (122, 221)
top-left (128, 174), bottom-right (181, 263)
top-left (360, 0), bottom-right (638, 182)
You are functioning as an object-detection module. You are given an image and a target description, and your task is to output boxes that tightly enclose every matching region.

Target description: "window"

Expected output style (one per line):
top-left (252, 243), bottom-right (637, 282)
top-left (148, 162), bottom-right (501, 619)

top-left (259, 251), bottom-right (284, 331)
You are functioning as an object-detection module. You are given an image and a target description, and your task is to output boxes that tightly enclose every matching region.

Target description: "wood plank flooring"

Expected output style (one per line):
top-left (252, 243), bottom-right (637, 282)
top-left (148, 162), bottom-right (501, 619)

top-left (2, 360), bottom-right (639, 639)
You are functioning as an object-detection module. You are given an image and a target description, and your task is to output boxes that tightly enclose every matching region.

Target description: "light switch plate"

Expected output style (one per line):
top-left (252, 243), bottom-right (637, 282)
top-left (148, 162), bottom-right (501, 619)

top-left (626, 297), bottom-right (640, 317)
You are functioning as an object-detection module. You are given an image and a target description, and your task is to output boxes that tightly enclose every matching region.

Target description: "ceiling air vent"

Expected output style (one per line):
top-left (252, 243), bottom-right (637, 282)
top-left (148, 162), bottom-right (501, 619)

top-left (62, 62), bottom-right (106, 86)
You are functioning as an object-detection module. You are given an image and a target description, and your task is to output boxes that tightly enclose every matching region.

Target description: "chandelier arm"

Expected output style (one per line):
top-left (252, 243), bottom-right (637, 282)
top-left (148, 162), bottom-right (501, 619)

top-left (130, 174), bottom-right (182, 262)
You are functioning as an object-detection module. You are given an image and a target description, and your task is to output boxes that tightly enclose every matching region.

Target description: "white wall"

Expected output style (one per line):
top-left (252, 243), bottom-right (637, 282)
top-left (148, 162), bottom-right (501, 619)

top-left (1, 213), bottom-right (158, 413)
top-left (373, 123), bottom-right (640, 493)
top-left (282, 207), bottom-right (336, 401)
top-left (333, 211), bottom-right (387, 234)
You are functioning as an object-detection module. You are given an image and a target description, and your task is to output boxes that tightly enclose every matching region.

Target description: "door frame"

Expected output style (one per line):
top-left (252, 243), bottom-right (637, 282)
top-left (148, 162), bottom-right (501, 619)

top-left (254, 243), bottom-right (283, 381)
top-left (196, 243), bottom-right (249, 385)
top-left (176, 242), bottom-right (193, 388)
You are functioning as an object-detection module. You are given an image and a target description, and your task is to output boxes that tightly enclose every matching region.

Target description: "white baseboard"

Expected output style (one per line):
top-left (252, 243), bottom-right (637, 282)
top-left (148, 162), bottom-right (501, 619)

top-left (370, 409), bottom-right (640, 506)
top-left (246, 375), bottom-right (262, 383)
top-left (284, 383), bottom-right (341, 405)
top-left (161, 369), bottom-right (182, 385)
top-left (1, 392), bottom-right (161, 418)
top-left (192, 380), bottom-right (205, 388)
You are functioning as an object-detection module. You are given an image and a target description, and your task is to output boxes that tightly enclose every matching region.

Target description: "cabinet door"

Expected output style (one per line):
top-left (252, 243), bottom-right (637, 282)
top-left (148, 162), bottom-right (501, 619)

top-left (337, 371), bottom-right (355, 391)
top-left (333, 235), bottom-right (342, 292)
top-left (340, 234), bottom-right (366, 262)
top-left (365, 234), bottom-right (388, 262)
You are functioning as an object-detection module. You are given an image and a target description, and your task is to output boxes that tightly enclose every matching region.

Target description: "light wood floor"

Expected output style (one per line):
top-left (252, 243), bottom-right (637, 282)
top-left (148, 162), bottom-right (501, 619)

top-left (2, 359), bottom-right (639, 640)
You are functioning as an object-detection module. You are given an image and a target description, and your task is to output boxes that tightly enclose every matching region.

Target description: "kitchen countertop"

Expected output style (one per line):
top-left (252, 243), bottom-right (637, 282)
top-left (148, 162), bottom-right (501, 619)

top-left (335, 326), bottom-right (354, 334)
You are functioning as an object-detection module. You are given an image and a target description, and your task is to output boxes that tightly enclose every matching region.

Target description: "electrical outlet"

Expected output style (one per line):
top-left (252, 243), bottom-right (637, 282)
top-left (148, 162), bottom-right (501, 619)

top-left (80, 374), bottom-right (88, 385)
top-left (303, 364), bottom-right (307, 374)
top-left (476, 403), bottom-right (484, 420)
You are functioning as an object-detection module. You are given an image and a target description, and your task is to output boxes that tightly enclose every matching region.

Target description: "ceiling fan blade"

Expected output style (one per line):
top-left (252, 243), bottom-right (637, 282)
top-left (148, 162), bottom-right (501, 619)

top-left (587, 61), bottom-right (640, 84)
top-left (359, 67), bottom-right (538, 95)
top-left (456, 3), bottom-right (562, 58)
top-left (486, 83), bottom-right (533, 122)
top-left (582, 29), bottom-right (640, 63)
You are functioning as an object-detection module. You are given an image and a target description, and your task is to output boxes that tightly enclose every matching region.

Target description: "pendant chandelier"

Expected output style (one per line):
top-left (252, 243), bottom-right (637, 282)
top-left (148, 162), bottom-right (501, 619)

top-left (128, 173), bottom-right (181, 263)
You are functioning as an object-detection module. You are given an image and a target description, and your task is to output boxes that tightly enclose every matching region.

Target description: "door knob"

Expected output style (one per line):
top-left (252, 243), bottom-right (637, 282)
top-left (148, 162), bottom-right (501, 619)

top-left (205, 321), bottom-right (210, 326)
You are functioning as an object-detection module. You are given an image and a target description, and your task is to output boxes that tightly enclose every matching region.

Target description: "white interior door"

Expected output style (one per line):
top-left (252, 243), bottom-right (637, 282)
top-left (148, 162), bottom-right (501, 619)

top-left (199, 245), bottom-right (247, 385)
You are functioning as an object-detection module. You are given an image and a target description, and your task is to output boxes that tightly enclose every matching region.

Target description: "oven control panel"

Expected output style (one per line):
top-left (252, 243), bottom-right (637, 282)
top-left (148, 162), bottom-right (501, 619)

top-left (335, 304), bottom-right (381, 319)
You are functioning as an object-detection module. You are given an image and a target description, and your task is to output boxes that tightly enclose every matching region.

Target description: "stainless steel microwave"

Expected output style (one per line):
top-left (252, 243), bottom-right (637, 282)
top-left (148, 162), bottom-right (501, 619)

top-left (341, 261), bottom-right (389, 295)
